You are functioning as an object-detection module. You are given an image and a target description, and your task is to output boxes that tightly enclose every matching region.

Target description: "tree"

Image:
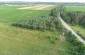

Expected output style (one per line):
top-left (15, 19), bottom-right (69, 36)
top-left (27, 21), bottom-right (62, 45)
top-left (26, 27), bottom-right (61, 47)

top-left (50, 7), bottom-right (58, 18)
top-left (57, 4), bottom-right (66, 14)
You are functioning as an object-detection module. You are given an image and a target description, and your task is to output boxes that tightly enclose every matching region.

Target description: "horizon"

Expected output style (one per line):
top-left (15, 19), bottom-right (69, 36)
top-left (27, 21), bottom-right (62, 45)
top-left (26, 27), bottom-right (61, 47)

top-left (0, 0), bottom-right (85, 3)
top-left (0, 1), bottom-right (84, 3)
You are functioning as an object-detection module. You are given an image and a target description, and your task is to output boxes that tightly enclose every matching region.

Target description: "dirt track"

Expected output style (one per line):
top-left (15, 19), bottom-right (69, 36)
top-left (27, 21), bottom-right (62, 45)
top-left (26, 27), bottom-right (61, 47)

top-left (58, 13), bottom-right (85, 44)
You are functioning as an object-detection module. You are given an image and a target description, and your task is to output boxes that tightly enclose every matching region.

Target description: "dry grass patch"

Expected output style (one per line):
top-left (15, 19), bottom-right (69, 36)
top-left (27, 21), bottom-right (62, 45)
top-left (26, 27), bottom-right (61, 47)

top-left (17, 5), bottom-right (55, 10)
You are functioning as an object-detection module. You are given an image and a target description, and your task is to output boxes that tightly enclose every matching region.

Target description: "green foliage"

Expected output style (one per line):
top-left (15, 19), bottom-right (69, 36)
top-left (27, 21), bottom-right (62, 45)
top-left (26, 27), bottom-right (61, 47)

top-left (65, 31), bottom-right (85, 55)
top-left (12, 15), bottom-right (63, 31)
top-left (57, 4), bottom-right (66, 14)
top-left (12, 7), bottom-right (64, 31)
top-left (50, 8), bottom-right (58, 17)
top-left (61, 11), bottom-right (85, 27)
top-left (45, 35), bottom-right (58, 44)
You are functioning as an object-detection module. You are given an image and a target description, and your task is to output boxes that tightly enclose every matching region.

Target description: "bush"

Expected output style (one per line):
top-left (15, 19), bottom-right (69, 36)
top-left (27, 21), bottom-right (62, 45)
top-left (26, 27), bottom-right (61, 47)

top-left (65, 31), bottom-right (85, 55)
top-left (45, 35), bottom-right (58, 44)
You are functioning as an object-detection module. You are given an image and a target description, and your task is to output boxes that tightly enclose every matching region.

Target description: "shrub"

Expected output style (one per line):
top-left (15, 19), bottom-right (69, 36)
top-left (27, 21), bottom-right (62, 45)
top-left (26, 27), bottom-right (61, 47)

top-left (65, 31), bottom-right (85, 55)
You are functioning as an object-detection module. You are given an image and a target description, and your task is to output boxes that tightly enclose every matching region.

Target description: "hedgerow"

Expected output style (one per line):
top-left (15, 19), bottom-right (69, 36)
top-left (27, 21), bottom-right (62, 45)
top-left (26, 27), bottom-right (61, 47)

top-left (12, 15), bottom-right (63, 31)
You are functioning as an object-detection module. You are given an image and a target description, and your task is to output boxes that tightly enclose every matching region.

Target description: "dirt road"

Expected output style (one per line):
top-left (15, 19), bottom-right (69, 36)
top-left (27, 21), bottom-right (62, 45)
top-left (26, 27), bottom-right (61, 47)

top-left (58, 13), bottom-right (85, 44)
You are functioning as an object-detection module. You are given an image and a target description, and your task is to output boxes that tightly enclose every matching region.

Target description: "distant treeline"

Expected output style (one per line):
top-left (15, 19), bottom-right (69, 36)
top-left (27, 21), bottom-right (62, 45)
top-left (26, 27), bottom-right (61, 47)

top-left (0, 2), bottom-right (85, 6)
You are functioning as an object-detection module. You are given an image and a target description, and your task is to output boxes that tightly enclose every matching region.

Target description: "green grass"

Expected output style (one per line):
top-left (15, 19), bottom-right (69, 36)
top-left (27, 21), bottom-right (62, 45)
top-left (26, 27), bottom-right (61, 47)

top-left (70, 25), bottom-right (85, 37)
top-left (0, 23), bottom-right (71, 55)
top-left (0, 5), bottom-right (71, 55)
top-left (0, 6), bottom-right (50, 23)
top-left (66, 6), bottom-right (85, 11)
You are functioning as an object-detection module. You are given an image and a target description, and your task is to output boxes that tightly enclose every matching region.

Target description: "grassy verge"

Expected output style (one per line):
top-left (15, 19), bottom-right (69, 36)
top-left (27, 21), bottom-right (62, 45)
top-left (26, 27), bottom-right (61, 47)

top-left (69, 24), bottom-right (85, 40)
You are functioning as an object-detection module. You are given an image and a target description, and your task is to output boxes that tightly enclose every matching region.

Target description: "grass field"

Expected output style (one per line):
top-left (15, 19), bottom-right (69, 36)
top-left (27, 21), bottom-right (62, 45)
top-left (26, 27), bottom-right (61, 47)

top-left (0, 5), bottom-right (71, 55)
top-left (66, 6), bottom-right (85, 11)
top-left (0, 5), bottom-right (50, 23)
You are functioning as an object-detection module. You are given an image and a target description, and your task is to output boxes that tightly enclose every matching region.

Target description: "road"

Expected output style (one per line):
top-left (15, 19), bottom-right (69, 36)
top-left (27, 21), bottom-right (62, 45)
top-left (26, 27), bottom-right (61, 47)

top-left (58, 13), bottom-right (85, 44)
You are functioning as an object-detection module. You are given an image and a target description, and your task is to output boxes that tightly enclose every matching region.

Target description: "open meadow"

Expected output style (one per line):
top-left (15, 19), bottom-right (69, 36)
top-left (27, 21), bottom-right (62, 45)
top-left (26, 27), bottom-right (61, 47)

top-left (0, 4), bottom-right (85, 55)
top-left (0, 5), bottom-right (72, 55)
top-left (66, 6), bottom-right (85, 11)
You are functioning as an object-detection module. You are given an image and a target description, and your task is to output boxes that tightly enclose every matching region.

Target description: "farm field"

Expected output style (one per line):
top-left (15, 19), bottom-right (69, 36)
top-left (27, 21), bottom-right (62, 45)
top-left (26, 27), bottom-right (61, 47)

top-left (66, 6), bottom-right (85, 11)
top-left (0, 5), bottom-right (71, 55)
top-left (0, 5), bottom-right (50, 23)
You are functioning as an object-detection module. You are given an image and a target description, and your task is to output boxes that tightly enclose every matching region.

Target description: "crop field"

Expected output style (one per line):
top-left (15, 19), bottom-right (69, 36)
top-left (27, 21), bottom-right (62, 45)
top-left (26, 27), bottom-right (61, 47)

top-left (0, 5), bottom-right (72, 55)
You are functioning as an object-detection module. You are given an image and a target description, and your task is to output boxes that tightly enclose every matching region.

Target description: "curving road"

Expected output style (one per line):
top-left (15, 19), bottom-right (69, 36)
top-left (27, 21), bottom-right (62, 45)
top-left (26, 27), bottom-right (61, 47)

top-left (58, 13), bottom-right (85, 44)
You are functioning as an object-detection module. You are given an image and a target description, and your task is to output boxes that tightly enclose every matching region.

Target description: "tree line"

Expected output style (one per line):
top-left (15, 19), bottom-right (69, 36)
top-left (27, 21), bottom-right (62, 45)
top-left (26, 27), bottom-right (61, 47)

top-left (61, 8), bottom-right (85, 27)
top-left (12, 8), bottom-right (63, 31)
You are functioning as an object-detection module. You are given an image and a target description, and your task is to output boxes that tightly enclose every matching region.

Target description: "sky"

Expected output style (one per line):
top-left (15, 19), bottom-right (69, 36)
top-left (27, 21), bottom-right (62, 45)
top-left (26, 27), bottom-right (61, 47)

top-left (0, 0), bottom-right (85, 2)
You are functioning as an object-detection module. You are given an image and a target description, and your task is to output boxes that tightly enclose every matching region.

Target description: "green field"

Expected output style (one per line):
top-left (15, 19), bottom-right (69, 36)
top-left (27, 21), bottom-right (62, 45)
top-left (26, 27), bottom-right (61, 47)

top-left (0, 6), bottom-right (50, 23)
top-left (0, 5), bottom-right (72, 55)
top-left (66, 6), bottom-right (85, 11)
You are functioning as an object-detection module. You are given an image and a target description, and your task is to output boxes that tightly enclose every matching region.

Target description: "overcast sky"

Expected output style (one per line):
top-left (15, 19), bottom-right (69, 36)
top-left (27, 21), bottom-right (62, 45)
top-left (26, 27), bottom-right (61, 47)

top-left (0, 0), bottom-right (85, 2)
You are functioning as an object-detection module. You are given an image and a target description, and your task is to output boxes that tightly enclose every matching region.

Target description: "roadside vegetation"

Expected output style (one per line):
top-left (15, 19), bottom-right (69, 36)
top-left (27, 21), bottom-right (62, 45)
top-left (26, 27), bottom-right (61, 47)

top-left (65, 31), bottom-right (85, 55)
top-left (70, 25), bottom-right (85, 39)
top-left (61, 11), bottom-right (85, 27)
top-left (59, 4), bottom-right (85, 55)
top-left (61, 4), bottom-right (85, 39)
